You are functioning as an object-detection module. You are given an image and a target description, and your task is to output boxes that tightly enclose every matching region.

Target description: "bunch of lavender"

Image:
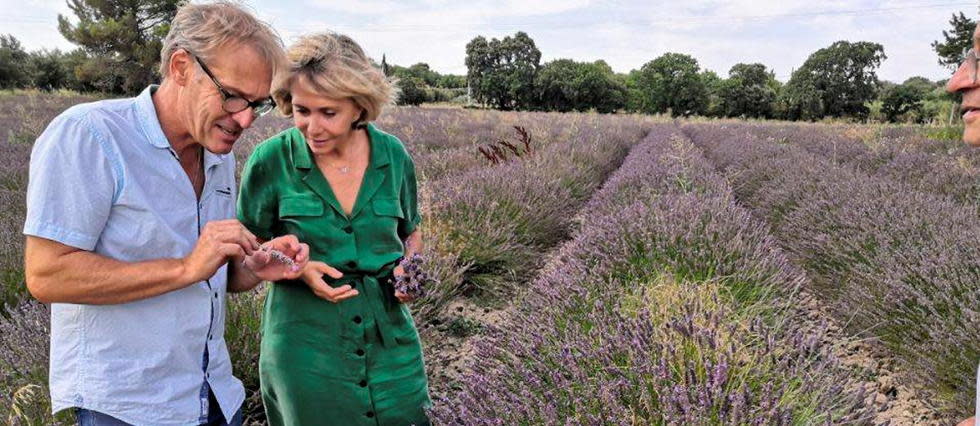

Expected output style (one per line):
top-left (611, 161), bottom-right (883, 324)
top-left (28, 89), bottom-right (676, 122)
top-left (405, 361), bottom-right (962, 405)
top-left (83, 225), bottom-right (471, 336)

top-left (392, 254), bottom-right (433, 299)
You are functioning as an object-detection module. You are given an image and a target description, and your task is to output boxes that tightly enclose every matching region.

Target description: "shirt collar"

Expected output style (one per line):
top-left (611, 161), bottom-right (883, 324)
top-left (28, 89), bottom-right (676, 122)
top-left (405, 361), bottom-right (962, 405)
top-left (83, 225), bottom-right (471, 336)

top-left (135, 85), bottom-right (225, 169)
top-left (291, 123), bottom-right (390, 170)
top-left (134, 85), bottom-right (171, 149)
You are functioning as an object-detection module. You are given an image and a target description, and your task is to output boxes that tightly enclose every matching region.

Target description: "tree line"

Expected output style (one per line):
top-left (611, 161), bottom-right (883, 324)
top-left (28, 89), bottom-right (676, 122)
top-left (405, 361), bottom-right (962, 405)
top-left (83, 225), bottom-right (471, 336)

top-left (464, 12), bottom-right (973, 123)
top-left (0, 1), bottom-right (972, 124)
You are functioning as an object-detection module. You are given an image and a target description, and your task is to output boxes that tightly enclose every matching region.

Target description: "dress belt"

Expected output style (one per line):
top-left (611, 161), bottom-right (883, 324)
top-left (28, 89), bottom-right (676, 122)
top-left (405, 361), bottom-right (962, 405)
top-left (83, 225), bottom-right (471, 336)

top-left (330, 264), bottom-right (398, 347)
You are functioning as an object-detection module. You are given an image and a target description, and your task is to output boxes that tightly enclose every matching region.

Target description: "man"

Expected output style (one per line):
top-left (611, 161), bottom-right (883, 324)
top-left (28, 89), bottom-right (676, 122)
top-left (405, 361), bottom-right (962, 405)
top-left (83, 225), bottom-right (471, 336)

top-left (948, 20), bottom-right (980, 426)
top-left (22, 2), bottom-right (306, 425)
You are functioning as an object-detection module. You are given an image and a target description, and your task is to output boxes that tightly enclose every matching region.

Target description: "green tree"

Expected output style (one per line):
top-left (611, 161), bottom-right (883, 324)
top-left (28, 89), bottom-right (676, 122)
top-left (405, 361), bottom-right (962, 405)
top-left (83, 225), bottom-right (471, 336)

top-left (58, 0), bottom-right (182, 94)
top-left (29, 49), bottom-right (73, 91)
top-left (718, 63), bottom-right (777, 118)
top-left (699, 70), bottom-right (725, 117)
top-left (632, 53), bottom-right (707, 116)
top-left (881, 83), bottom-right (926, 123)
top-left (534, 59), bottom-right (626, 113)
top-left (902, 76), bottom-right (936, 94)
top-left (396, 76), bottom-right (428, 106)
top-left (781, 41), bottom-right (885, 120)
top-left (0, 34), bottom-right (33, 89)
top-left (435, 74), bottom-right (466, 88)
top-left (932, 12), bottom-right (976, 71)
top-left (464, 32), bottom-right (541, 110)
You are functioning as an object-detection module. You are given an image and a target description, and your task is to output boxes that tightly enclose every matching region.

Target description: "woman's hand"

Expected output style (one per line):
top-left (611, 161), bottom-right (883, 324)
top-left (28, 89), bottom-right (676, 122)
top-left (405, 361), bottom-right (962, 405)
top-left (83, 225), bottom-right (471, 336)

top-left (242, 235), bottom-right (309, 282)
top-left (393, 264), bottom-right (414, 304)
top-left (958, 417), bottom-right (976, 426)
top-left (302, 261), bottom-right (359, 303)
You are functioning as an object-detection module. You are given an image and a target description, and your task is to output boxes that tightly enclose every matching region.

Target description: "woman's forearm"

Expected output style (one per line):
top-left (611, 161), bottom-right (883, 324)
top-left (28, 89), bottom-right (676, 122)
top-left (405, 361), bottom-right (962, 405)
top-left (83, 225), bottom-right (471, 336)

top-left (404, 230), bottom-right (422, 257)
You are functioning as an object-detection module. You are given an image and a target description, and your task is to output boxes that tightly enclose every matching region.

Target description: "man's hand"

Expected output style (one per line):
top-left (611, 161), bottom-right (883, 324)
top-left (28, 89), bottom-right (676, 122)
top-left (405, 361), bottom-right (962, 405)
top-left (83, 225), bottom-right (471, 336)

top-left (242, 235), bottom-right (309, 282)
top-left (958, 417), bottom-right (975, 426)
top-left (182, 220), bottom-right (259, 283)
top-left (302, 261), bottom-right (358, 303)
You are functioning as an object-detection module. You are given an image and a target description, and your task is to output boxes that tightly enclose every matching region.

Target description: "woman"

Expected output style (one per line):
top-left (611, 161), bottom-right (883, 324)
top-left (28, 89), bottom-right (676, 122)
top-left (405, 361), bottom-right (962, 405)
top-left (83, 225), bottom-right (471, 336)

top-left (237, 32), bottom-right (430, 425)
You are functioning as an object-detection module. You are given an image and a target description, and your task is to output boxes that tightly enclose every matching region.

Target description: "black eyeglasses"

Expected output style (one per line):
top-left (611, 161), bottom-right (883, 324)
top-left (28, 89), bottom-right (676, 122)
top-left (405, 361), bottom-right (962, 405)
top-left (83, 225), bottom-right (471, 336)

top-left (190, 53), bottom-right (276, 117)
top-left (961, 48), bottom-right (980, 85)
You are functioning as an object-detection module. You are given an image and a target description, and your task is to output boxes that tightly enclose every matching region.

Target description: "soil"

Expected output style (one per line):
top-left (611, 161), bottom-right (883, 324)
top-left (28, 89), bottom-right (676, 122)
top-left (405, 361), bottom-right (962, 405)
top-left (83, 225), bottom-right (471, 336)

top-left (797, 292), bottom-right (952, 425)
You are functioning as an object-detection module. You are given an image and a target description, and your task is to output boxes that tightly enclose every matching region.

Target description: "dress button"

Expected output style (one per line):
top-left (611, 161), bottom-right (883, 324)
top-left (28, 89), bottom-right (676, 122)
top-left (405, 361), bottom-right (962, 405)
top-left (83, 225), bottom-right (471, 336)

top-left (356, 349), bottom-right (365, 357)
top-left (346, 261), bottom-right (356, 269)
top-left (366, 412), bottom-right (374, 418)
top-left (353, 316), bottom-right (362, 324)
top-left (359, 380), bottom-right (367, 387)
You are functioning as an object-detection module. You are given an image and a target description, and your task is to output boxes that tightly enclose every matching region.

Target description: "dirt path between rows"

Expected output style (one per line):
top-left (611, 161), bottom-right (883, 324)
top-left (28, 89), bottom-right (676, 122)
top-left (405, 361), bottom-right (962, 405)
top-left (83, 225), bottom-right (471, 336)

top-left (797, 291), bottom-right (950, 425)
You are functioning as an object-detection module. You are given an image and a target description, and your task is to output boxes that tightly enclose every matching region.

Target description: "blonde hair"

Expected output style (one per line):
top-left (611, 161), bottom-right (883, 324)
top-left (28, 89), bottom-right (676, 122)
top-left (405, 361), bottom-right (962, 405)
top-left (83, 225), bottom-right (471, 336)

top-left (159, 1), bottom-right (285, 78)
top-left (273, 32), bottom-right (395, 123)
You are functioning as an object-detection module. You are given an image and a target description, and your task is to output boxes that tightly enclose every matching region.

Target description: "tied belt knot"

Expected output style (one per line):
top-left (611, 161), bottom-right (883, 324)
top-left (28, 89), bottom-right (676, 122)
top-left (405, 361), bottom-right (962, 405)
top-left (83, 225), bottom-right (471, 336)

top-left (327, 263), bottom-right (401, 347)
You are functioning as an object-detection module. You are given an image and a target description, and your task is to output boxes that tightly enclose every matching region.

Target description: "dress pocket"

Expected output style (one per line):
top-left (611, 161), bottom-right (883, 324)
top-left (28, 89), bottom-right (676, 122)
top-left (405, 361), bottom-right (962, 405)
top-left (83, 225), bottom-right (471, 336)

top-left (279, 195), bottom-right (324, 218)
top-left (372, 198), bottom-right (404, 219)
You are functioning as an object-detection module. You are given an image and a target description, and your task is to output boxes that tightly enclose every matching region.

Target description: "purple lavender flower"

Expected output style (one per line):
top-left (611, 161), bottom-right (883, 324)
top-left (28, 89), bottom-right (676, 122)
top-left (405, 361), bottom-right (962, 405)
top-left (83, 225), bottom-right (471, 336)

top-left (392, 254), bottom-right (433, 299)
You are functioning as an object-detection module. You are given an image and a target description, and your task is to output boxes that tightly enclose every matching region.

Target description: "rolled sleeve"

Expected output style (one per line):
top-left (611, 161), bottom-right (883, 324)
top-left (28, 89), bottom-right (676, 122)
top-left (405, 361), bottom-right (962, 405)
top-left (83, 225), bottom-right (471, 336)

top-left (23, 114), bottom-right (120, 250)
top-left (398, 157), bottom-right (421, 239)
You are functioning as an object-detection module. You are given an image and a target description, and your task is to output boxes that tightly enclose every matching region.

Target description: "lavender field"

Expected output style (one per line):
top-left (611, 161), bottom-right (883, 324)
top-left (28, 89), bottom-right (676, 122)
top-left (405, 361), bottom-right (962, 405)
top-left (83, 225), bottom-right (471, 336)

top-left (0, 93), bottom-right (977, 425)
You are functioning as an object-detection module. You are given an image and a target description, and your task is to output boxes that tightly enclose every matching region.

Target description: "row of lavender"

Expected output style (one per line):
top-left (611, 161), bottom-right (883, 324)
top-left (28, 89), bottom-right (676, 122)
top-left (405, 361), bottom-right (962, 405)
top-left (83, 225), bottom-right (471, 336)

top-left (430, 125), bottom-right (874, 424)
top-left (744, 123), bottom-right (980, 208)
top-left (683, 123), bottom-right (980, 418)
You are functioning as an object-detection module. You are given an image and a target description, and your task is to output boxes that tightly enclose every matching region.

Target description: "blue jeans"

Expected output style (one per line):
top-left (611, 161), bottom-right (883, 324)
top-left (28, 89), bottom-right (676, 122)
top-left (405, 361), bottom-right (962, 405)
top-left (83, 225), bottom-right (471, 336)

top-left (76, 388), bottom-right (243, 426)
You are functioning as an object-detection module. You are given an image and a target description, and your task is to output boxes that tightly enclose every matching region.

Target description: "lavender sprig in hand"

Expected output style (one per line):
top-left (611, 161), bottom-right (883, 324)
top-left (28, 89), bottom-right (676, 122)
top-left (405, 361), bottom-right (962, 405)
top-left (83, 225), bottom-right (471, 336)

top-left (391, 254), bottom-right (433, 300)
top-left (243, 245), bottom-right (297, 269)
top-left (261, 245), bottom-right (297, 268)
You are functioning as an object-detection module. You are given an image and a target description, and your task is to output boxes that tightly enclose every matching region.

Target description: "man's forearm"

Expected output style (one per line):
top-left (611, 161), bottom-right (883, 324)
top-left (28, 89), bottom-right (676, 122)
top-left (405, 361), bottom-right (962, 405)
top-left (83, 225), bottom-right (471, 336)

top-left (26, 237), bottom-right (195, 305)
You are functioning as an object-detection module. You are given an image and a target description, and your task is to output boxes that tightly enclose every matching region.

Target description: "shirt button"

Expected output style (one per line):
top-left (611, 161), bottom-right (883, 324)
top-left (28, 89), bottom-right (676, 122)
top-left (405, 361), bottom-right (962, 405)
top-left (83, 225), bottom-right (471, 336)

top-left (213, 293), bottom-right (218, 299)
top-left (359, 379), bottom-right (367, 387)
top-left (353, 316), bottom-right (362, 324)
top-left (346, 261), bottom-right (356, 269)
top-left (356, 349), bottom-right (365, 357)
top-left (366, 412), bottom-right (374, 418)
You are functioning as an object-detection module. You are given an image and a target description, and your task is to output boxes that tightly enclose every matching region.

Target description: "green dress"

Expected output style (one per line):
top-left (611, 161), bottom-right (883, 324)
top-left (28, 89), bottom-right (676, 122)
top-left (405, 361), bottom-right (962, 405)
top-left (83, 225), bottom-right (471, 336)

top-left (237, 124), bottom-right (431, 426)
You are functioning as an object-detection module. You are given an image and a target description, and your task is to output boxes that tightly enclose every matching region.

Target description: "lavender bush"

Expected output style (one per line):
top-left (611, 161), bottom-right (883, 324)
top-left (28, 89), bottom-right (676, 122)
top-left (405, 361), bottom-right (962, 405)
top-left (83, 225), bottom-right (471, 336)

top-left (431, 127), bottom-right (874, 424)
top-left (684, 123), bottom-right (980, 419)
top-left (428, 119), bottom-right (647, 299)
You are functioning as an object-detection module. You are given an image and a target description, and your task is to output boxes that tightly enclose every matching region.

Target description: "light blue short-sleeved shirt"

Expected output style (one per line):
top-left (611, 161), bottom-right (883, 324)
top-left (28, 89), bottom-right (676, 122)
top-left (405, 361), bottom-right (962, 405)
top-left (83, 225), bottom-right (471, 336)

top-left (23, 86), bottom-right (245, 425)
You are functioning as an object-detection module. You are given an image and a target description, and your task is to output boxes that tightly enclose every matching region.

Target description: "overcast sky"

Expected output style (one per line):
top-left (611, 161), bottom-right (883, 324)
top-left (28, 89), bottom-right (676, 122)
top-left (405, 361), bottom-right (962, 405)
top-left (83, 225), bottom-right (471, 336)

top-left (1, 0), bottom-right (977, 83)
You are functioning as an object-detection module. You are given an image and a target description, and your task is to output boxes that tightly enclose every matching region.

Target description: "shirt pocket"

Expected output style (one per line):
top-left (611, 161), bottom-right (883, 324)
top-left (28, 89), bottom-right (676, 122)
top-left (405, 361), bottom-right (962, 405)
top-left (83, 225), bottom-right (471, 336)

top-left (370, 198), bottom-right (404, 254)
top-left (278, 195), bottom-right (325, 237)
top-left (372, 198), bottom-right (404, 219)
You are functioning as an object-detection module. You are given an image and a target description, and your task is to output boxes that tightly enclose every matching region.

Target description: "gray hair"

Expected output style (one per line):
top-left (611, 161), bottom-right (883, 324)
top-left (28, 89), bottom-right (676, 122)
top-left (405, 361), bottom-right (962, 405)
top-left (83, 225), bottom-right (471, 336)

top-left (159, 1), bottom-right (285, 78)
